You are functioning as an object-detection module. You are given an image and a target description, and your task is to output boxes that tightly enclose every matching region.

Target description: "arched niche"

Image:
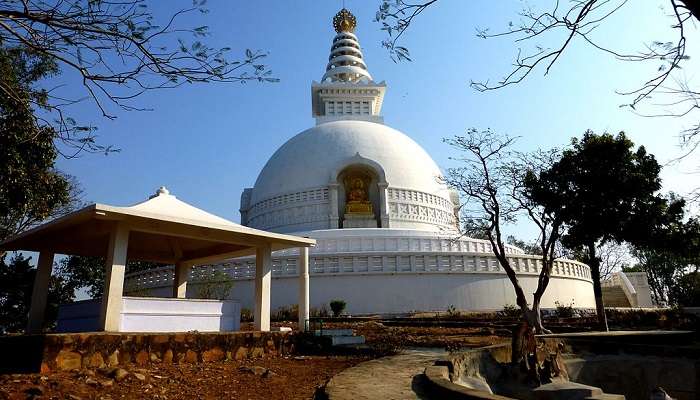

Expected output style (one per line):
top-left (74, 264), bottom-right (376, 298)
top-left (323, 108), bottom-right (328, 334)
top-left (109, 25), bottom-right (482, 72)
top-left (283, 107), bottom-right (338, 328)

top-left (337, 164), bottom-right (380, 228)
top-left (329, 154), bottom-right (387, 229)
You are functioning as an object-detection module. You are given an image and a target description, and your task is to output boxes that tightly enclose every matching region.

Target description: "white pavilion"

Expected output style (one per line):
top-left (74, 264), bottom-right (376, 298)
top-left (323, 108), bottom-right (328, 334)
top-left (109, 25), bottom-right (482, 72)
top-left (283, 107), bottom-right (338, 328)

top-left (126, 9), bottom-right (597, 314)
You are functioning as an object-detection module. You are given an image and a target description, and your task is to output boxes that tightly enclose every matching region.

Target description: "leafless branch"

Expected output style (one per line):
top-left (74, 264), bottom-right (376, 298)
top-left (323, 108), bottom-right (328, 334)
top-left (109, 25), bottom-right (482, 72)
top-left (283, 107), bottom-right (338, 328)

top-left (0, 0), bottom-right (277, 156)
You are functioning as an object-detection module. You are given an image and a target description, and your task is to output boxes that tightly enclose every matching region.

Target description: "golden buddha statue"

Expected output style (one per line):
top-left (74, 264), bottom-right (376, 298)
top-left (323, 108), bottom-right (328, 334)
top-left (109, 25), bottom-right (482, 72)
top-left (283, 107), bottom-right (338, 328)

top-left (345, 177), bottom-right (373, 214)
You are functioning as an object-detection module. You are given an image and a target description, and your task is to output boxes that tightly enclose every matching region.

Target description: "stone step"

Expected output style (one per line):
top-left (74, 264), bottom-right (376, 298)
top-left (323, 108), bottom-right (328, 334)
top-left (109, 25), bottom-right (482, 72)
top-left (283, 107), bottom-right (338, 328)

top-left (331, 335), bottom-right (366, 346)
top-left (534, 381), bottom-right (603, 400)
top-left (602, 286), bottom-right (631, 307)
top-left (585, 394), bottom-right (626, 400)
top-left (314, 329), bottom-right (354, 337)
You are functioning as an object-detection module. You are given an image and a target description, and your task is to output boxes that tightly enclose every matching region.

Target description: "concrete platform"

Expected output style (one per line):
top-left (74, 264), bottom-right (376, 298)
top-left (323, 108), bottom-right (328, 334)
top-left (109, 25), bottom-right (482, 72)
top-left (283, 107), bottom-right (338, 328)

top-left (331, 335), bottom-right (365, 346)
top-left (315, 329), bottom-right (354, 337)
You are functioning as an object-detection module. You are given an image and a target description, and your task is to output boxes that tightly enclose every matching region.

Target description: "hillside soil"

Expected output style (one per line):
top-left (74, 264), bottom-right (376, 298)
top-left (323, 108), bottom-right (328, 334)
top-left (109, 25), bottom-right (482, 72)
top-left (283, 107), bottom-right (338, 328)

top-left (0, 355), bottom-right (365, 400)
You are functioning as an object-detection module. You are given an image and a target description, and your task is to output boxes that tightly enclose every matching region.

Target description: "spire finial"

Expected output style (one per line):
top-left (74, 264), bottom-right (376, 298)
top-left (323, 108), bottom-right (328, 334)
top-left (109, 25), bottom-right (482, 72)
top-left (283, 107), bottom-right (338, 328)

top-left (149, 186), bottom-right (171, 199)
top-left (333, 8), bottom-right (356, 33)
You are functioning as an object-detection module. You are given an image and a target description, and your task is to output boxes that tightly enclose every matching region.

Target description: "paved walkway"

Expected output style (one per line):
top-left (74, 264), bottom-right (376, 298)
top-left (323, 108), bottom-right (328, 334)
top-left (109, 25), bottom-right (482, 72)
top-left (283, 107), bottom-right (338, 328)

top-left (325, 348), bottom-right (446, 400)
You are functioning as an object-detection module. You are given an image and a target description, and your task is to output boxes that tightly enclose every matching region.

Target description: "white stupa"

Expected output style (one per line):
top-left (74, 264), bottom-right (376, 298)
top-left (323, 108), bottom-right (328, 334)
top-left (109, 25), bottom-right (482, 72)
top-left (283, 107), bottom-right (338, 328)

top-left (127, 9), bottom-right (595, 313)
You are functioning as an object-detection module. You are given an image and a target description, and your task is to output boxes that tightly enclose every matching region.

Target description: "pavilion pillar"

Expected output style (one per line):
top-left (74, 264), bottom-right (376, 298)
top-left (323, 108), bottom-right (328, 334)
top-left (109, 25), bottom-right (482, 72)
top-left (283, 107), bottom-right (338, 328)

top-left (26, 251), bottom-right (55, 333)
top-left (254, 244), bottom-right (272, 331)
top-left (172, 261), bottom-right (191, 298)
top-left (99, 224), bottom-right (130, 332)
top-left (298, 247), bottom-right (310, 331)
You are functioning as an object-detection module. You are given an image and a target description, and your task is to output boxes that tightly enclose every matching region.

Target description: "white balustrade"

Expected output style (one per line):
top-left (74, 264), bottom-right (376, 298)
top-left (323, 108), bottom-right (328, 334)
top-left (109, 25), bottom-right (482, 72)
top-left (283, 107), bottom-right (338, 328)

top-left (125, 250), bottom-right (592, 293)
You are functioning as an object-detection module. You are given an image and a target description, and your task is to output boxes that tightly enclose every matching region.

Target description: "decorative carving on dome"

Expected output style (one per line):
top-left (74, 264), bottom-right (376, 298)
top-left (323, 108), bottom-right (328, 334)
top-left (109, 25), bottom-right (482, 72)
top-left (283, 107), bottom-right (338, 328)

top-left (333, 8), bottom-right (356, 33)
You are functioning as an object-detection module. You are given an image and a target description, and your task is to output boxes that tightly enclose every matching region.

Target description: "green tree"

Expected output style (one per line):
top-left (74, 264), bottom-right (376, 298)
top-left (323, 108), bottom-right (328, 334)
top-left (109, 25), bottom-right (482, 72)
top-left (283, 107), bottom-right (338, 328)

top-left (675, 272), bottom-right (700, 307)
top-left (58, 256), bottom-right (163, 298)
top-left (0, 253), bottom-right (76, 333)
top-left (525, 131), bottom-right (679, 330)
top-left (630, 217), bottom-right (700, 306)
top-left (0, 45), bottom-right (78, 241)
top-left (506, 236), bottom-right (542, 256)
top-left (192, 269), bottom-right (234, 300)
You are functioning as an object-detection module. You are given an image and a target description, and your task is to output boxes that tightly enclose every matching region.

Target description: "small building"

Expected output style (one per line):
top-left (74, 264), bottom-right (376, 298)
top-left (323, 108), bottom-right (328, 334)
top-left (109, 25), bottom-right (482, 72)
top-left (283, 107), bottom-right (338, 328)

top-left (0, 187), bottom-right (315, 333)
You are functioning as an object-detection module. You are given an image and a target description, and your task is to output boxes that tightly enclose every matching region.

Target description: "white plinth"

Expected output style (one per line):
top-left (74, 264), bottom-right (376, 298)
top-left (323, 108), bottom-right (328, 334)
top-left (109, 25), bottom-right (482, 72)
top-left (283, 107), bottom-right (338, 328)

top-left (57, 297), bottom-right (241, 333)
top-left (343, 214), bottom-right (377, 228)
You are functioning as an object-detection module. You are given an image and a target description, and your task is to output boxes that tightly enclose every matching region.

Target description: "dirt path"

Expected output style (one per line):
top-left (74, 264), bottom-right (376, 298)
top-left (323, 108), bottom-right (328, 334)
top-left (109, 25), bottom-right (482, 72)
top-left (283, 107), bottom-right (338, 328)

top-left (324, 348), bottom-right (446, 400)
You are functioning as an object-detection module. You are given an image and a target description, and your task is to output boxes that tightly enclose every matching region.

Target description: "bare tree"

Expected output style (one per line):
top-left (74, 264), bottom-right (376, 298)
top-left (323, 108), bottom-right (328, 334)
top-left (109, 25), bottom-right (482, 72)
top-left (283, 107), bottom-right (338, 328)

top-left (0, 0), bottom-right (276, 156)
top-left (376, 0), bottom-right (700, 195)
top-left (597, 242), bottom-right (632, 280)
top-left (444, 129), bottom-right (564, 336)
top-left (511, 149), bottom-right (567, 331)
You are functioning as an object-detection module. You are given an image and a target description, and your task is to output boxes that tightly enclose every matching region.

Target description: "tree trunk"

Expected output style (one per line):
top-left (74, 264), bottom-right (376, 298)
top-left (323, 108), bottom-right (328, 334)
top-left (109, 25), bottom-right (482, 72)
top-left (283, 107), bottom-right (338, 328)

top-left (526, 299), bottom-right (551, 334)
top-left (588, 242), bottom-right (609, 331)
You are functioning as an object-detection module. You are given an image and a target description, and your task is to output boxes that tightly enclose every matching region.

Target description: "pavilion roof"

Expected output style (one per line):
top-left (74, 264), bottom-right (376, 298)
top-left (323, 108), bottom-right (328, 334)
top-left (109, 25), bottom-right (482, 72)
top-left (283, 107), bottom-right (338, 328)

top-left (0, 187), bottom-right (315, 264)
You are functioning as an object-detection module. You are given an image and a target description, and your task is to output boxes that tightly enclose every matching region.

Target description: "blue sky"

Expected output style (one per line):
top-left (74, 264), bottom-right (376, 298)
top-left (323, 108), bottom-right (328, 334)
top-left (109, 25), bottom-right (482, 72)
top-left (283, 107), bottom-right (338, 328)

top-left (53, 1), bottom-right (699, 241)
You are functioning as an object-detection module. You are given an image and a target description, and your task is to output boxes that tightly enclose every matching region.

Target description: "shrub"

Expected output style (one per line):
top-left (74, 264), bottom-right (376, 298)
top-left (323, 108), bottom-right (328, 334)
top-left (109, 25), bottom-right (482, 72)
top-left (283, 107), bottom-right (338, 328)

top-left (498, 304), bottom-right (521, 318)
top-left (446, 304), bottom-right (458, 317)
top-left (329, 299), bottom-right (347, 317)
top-left (271, 304), bottom-right (298, 322)
top-left (311, 305), bottom-right (330, 318)
top-left (368, 332), bottom-right (406, 357)
top-left (554, 300), bottom-right (575, 318)
top-left (193, 270), bottom-right (233, 300)
top-left (240, 307), bottom-right (253, 322)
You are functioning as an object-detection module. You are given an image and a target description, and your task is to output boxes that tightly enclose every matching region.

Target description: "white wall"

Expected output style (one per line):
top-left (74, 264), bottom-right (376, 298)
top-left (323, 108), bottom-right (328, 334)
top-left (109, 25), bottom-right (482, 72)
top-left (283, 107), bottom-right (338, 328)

top-left (177, 273), bottom-right (595, 314)
top-left (57, 297), bottom-right (241, 333)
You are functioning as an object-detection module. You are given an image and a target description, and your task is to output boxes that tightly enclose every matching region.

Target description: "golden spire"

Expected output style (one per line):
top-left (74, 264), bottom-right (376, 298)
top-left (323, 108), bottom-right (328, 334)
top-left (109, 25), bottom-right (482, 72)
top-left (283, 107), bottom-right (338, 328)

top-left (333, 8), bottom-right (357, 33)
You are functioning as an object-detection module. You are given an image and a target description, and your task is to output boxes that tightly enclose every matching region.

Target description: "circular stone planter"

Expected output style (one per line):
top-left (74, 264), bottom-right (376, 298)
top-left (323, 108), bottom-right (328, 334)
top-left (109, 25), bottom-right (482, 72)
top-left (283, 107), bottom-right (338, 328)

top-left (424, 331), bottom-right (698, 400)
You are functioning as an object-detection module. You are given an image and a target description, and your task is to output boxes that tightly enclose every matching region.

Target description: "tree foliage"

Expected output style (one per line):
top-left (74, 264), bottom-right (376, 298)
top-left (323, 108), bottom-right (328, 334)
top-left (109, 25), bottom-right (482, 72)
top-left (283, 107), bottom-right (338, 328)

top-left (630, 217), bottom-right (700, 306)
top-left (58, 255), bottom-right (162, 298)
top-left (525, 131), bottom-right (681, 329)
top-left (0, 0), bottom-right (276, 155)
top-left (506, 235), bottom-right (542, 256)
top-left (0, 253), bottom-right (76, 333)
top-left (675, 271), bottom-right (700, 307)
top-left (0, 253), bottom-right (163, 333)
top-left (0, 44), bottom-right (78, 241)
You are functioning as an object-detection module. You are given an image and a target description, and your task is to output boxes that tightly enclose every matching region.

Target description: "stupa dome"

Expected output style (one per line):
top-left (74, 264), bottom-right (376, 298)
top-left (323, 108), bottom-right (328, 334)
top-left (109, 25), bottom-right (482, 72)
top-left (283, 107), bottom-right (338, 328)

top-left (251, 120), bottom-right (450, 205)
top-left (124, 8), bottom-right (596, 319)
top-left (237, 8), bottom-right (459, 234)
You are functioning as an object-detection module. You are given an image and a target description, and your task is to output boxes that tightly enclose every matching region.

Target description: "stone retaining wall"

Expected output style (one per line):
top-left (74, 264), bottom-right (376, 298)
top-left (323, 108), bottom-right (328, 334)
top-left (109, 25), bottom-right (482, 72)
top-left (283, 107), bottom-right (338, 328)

top-left (0, 331), bottom-right (294, 374)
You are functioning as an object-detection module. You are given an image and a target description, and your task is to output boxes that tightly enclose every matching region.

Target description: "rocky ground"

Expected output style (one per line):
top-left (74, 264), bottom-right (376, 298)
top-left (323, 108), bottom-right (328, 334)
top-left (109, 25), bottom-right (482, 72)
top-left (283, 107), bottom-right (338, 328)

top-left (0, 355), bottom-right (367, 400)
top-left (0, 322), bottom-right (512, 400)
top-left (347, 321), bottom-right (509, 349)
top-left (244, 321), bottom-right (511, 349)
